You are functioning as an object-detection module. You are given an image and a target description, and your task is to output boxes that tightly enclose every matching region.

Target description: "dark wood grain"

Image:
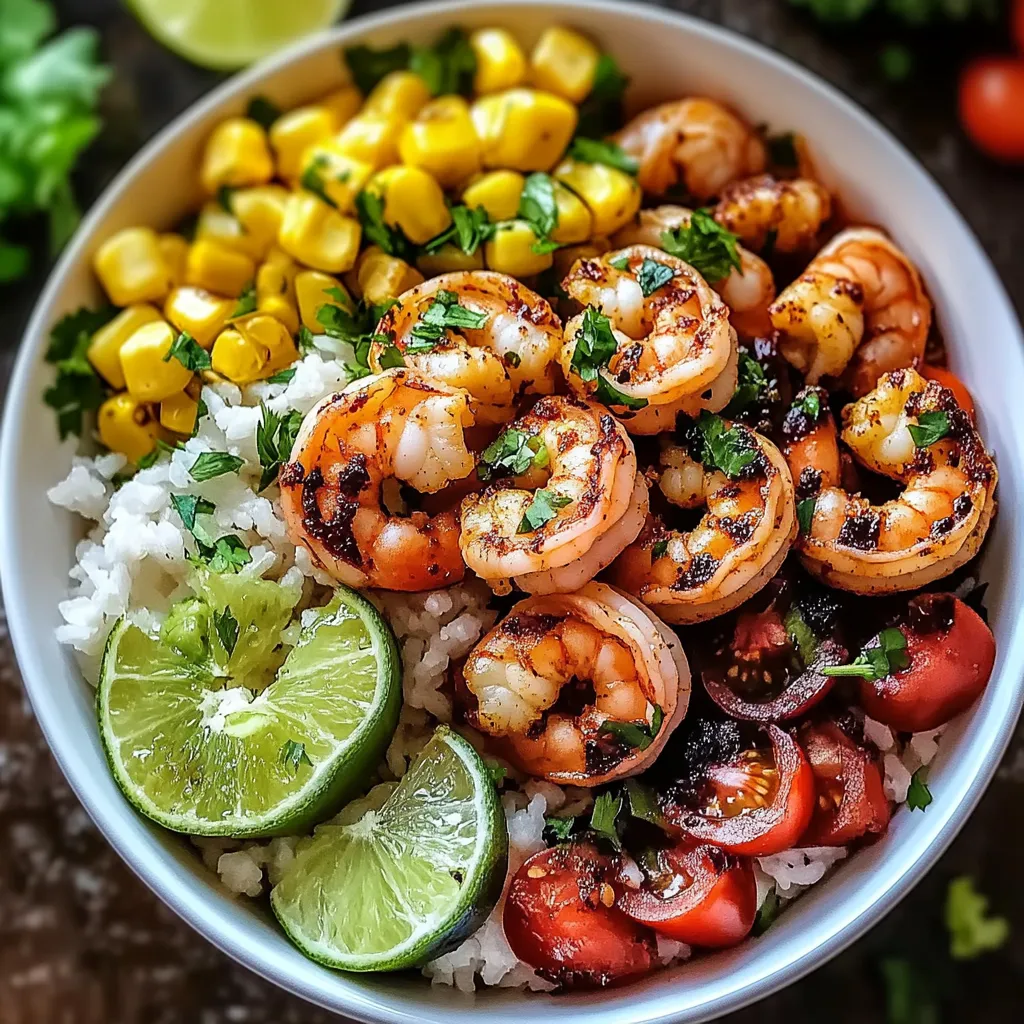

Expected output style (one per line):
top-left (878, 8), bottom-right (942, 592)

top-left (1, 2), bottom-right (1022, 1021)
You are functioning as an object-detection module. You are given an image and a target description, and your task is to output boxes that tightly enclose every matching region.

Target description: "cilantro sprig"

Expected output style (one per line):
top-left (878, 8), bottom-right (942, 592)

top-left (908, 410), bottom-right (950, 448)
top-left (569, 307), bottom-right (647, 410)
top-left (255, 402), bottom-right (303, 491)
top-left (695, 412), bottom-right (758, 478)
top-left (518, 488), bottom-right (572, 534)
top-left (479, 428), bottom-right (549, 481)
top-left (315, 291), bottom-right (397, 376)
top-left (165, 331), bottom-right (212, 372)
top-left (343, 28), bottom-right (476, 98)
top-left (599, 705), bottom-right (664, 751)
top-left (661, 209), bottom-right (742, 284)
top-left (517, 172), bottom-right (560, 254)
top-left (822, 627), bottom-right (909, 680)
top-left (724, 351), bottom-right (772, 416)
top-left (576, 52), bottom-right (629, 138)
top-left (355, 190), bottom-right (414, 260)
top-left (422, 204), bottom-right (495, 256)
top-left (169, 493), bottom-right (251, 573)
top-left (408, 290), bottom-right (488, 351)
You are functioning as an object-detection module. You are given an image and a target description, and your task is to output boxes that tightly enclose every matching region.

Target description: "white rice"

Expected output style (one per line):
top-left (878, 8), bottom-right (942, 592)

top-left (49, 356), bottom-right (952, 990)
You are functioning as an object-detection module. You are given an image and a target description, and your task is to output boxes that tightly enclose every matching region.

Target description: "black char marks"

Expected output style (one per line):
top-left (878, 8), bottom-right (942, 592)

top-left (300, 466), bottom-right (362, 566)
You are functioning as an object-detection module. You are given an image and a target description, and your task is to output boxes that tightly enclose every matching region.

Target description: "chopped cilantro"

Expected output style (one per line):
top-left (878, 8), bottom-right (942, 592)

top-left (823, 627), bottom-right (909, 679)
top-left (422, 204), bottom-right (495, 255)
top-left (255, 402), bottom-right (303, 491)
top-left (355, 189), bottom-right (413, 260)
top-left (213, 606), bottom-right (239, 658)
top-left (576, 52), bottom-right (629, 137)
top-left (567, 137), bottom-right (638, 174)
top-left (945, 876), bottom-right (1010, 960)
top-left (695, 412), bottom-right (758, 478)
top-left (409, 290), bottom-right (488, 350)
top-left (623, 778), bottom-right (665, 827)
top-left (543, 815), bottom-right (578, 842)
top-left (165, 330), bottom-right (212, 372)
top-left (635, 257), bottom-right (675, 297)
top-left (797, 497), bottom-right (817, 535)
top-left (766, 129), bottom-right (799, 169)
top-left (661, 209), bottom-right (742, 283)
top-left (479, 428), bottom-right (548, 480)
top-left (169, 493), bottom-right (215, 533)
top-left (906, 766), bottom-right (932, 811)
top-left (569, 306), bottom-right (647, 410)
top-left (651, 538), bottom-right (669, 560)
top-left (753, 888), bottom-right (781, 936)
top-left (215, 184), bottom-right (236, 215)
top-left (485, 760), bottom-right (508, 786)
top-left (725, 350), bottom-right (771, 416)
top-left (795, 389), bottom-right (822, 420)
top-left (908, 410), bottom-right (950, 448)
top-left (409, 27), bottom-right (476, 96)
top-left (267, 367), bottom-right (296, 384)
top-left (279, 738), bottom-right (314, 771)
top-left (517, 488), bottom-right (572, 534)
top-left (588, 791), bottom-right (623, 851)
top-left (204, 534), bottom-right (251, 573)
top-left (343, 41), bottom-right (411, 94)
top-left (229, 282), bottom-right (257, 319)
top-left (189, 451), bottom-right (244, 482)
top-left (600, 705), bottom-right (664, 751)
top-left (315, 295), bottom-right (396, 375)
top-left (299, 153), bottom-right (339, 208)
top-left (517, 172), bottom-right (559, 252)
top-left (608, 253), bottom-right (630, 271)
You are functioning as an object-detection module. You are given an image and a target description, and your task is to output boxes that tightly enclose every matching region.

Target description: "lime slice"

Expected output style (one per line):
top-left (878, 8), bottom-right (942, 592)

top-left (270, 726), bottom-right (508, 971)
top-left (98, 572), bottom-right (400, 837)
top-left (127, 0), bottom-right (350, 70)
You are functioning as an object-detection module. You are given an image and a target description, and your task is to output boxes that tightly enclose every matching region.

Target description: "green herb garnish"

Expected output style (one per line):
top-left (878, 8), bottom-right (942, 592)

top-left (576, 52), bottom-right (629, 137)
top-left (343, 41), bottom-right (412, 94)
top-left (567, 137), bottom-right (638, 174)
top-left (588, 791), bottom-right (623, 851)
top-left (229, 282), bottom-right (257, 319)
top-left (245, 94), bottom-right (281, 129)
top-left (797, 497), bottom-right (817, 536)
top-left (696, 412), bottom-right (758, 478)
top-left (408, 289), bottom-right (488, 350)
top-left (422, 204), bottom-right (495, 255)
top-left (599, 705), bottom-right (664, 751)
top-left (822, 627), bottom-right (909, 680)
top-left (169, 493), bottom-right (215, 533)
top-left (945, 876), bottom-right (1010, 960)
top-left (518, 488), bottom-right (572, 533)
top-left (517, 172), bottom-right (559, 253)
top-left (906, 766), bottom-right (932, 811)
top-left (725, 351), bottom-right (771, 416)
top-left (479, 428), bottom-right (548, 480)
top-left (635, 257), bottom-right (675, 297)
top-left (279, 738), bottom-right (314, 771)
top-left (355, 189), bottom-right (413, 260)
top-left (164, 330), bottom-right (213, 372)
top-left (908, 410), bottom-right (950, 448)
top-left (213, 606), bottom-right (239, 658)
top-left (255, 402), bottom-right (303, 491)
top-left (569, 306), bottom-right (647, 410)
top-left (409, 27), bottom-right (476, 96)
top-left (189, 451), bottom-right (245, 482)
top-left (661, 209), bottom-right (742, 283)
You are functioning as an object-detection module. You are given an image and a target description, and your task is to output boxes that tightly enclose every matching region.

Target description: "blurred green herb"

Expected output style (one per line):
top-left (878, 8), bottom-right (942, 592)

top-left (945, 876), bottom-right (1010, 959)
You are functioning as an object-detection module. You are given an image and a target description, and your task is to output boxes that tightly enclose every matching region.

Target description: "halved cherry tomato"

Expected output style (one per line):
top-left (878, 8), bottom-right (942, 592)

top-left (504, 843), bottom-right (657, 988)
top-left (959, 57), bottom-right (1024, 162)
top-left (662, 725), bottom-right (815, 856)
top-left (799, 721), bottom-right (890, 847)
top-left (703, 609), bottom-right (846, 722)
top-left (617, 842), bottom-right (757, 948)
top-left (919, 364), bottom-right (976, 420)
top-left (859, 593), bottom-right (995, 733)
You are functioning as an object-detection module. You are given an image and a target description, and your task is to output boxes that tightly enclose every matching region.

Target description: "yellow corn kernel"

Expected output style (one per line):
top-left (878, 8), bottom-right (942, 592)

top-left (119, 320), bottom-right (195, 402)
top-left (195, 202), bottom-right (251, 257)
top-left (98, 393), bottom-right (161, 464)
top-left (554, 158), bottom-right (642, 236)
top-left (160, 386), bottom-right (201, 435)
top-left (87, 305), bottom-right (164, 388)
top-left (356, 246), bottom-right (424, 307)
top-left (551, 182), bottom-right (593, 244)
top-left (200, 117), bottom-right (274, 194)
top-left (93, 227), bottom-right (172, 306)
top-left (334, 113), bottom-right (405, 169)
top-left (211, 328), bottom-right (270, 384)
top-left (552, 237), bottom-right (611, 279)
top-left (164, 286), bottom-right (235, 349)
top-left (368, 165), bottom-right (450, 246)
top-left (471, 89), bottom-right (577, 172)
top-left (297, 141), bottom-right (373, 212)
top-left (321, 86), bottom-right (362, 127)
top-left (461, 170), bottom-right (525, 221)
top-left (398, 96), bottom-right (481, 189)
top-left (416, 243), bottom-right (485, 277)
top-left (485, 220), bottom-right (554, 277)
top-left (363, 71), bottom-right (431, 120)
top-left (184, 239), bottom-right (255, 298)
top-left (255, 256), bottom-right (299, 333)
top-left (257, 294), bottom-right (300, 336)
top-left (157, 234), bottom-right (190, 286)
top-left (529, 27), bottom-right (600, 103)
top-left (239, 314), bottom-right (299, 374)
top-left (278, 192), bottom-right (362, 273)
top-left (269, 106), bottom-right (336, 181)
top-left (231, 185), bottom-right (289, 258)
top-left (470, 28), bottom-right (527, 94)
top-left (295, 269), bottom-right (350, 331)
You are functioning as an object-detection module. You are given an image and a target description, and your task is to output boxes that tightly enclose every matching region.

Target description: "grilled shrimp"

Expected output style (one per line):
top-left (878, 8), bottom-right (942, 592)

top-left (559, 245), bottom-right (738, 434)
top-left (460, 395), bottom-right (647, 595)
top-left (714, 174), bottom-right (832, 254)
top-left (610, 423), bottom-right (797, 623)
top-left (279, 368), bottom-right (474, 591)
top-left (369, 271), bottom-right (563, 425)
top-left (769, 228), bottom-right (932, 395)
top-left (781, 386), bottom-right (841, 493)
top-left (795, 369), bottom-right (997, 593)
top-left (462, 583), bottom-right (690, 786)
top-left (613, 205), bottom-right (776, 339)
top-left (614, 98), bottom-right (766, 201)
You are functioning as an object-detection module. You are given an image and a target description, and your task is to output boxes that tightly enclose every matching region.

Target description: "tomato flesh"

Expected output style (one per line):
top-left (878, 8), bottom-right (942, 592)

top-left (859, 594), bottom-right (995, 733)
top-left (959, 57), bottom-right (1024, 162)
top-left (799, 721), bottom-right (890, 847)
top-left (618, 843), bottom-right (757, 948)
top-left (663, 725), bottom-right (815, 856)
top-left (503, 843), bottom-right (657, 988)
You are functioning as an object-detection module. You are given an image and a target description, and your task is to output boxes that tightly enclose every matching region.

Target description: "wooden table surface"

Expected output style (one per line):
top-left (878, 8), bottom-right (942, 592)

top-left (1, 2), bottom-right (1022, 1021)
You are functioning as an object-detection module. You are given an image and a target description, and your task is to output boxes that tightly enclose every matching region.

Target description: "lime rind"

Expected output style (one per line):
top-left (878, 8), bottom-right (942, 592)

top-left (270, 726), bottom-right (508, 972)
top-left (98, 581), bottom-right (400, 838)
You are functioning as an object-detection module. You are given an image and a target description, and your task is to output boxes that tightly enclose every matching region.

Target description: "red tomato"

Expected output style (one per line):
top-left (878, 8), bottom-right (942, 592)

top-left (503, 843), bottom-right (657, 988)
top-left (959, 57), bottom-right (1024, 162)
top-left (859, 594), bottom-right (996, 733)
top-left (799, 721), bottom-right (890, 847)
top-left (662, 725), bottom-right (816, 856)
top-left (617, 843), bottom-right (757, 948)
top-left (919, 364), bottom-right (976, 420)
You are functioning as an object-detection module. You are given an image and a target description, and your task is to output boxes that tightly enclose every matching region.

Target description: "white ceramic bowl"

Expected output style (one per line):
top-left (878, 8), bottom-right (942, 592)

top-left (2, 1), bottom-right (1022, 1021)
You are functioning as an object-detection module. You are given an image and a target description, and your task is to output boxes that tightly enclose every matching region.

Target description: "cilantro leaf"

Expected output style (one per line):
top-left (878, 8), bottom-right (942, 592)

top-left (409, 289), bottom-right (488, 350)
top-left (635, 257), bottom-right (675, 297)
top-left (267, 367), bottom-right (296, 384)
top-left (588, 791), bottom-right (623, 851)
top-left (189, 451), bottom-right (244, 482)
top-left (725, 350), bottom-right (771, 416)
top-left (569, 306), bottom-right (648, 410)
top-left (255, 403), bottom-right (303, 491)
top-left (576, 52), bottom-right (629, 137)
top-left (543, 815), bottom-right (577, 842)
top-left (315, 295), bottom-right (396, 375)
top-left (623, 778), bottom-right (665, 827)
top-left (355, 189), bottom-right (414, 260)
top-left (479, 428), bottom-right (548, 480)
top-left (216, 184), bottom-right (236, 215)
top-left (409, 27), bottom-right (476, 96)
top-left (797, 497), bottom-right (817, 535)
top-left (823, 627), bottom-right (909, 679)
top-left (660, 209), bottom-right (742, 283)
top-left (204, 534), bottom-right (251, 573)
top-left (343, 41), bottom-right (411, 94)
top-left (517, 172), bottom-right (559, 251)
top-left (600, 705), bottom-right (664, 751)
top-left (299, 153), bottom-right (341, 209)
top-left (695, 412), bottom-right (758, 478)
top-left (279, 738), bottom-right (314, 771)
top-left (753, 888), bottom-right (781, 936)
top-left (567, 137), bottom-right (639, 174)
top-left (906, 766), bottom-right (932, 811)
top-left (244, 94), bottom-right (280, 130)
top-left (485, 760), bottom-right (507, 786)
top-left (422, 204), bottom-right (495, 255)
top-left (908, 410), bottom-right (950, 448)
top-left (651, 538), bottom-right (669, 560)
top-left (518, 488), bottom-right (572, 534)
top-left (169, 493), bottom-right (215, 533)
top-left (213, 606), bottom-right (239, 658)
top-left (795, 389), bottom-right (822, 420)
top-left (945, 876), bottom-right (1010, 960)
top-left (165, 331), bottom-right (212, 372)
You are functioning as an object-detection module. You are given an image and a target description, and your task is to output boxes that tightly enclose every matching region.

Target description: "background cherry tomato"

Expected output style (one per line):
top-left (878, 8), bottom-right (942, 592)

top-left (919, 364), bottom-right (976, 420)
top-left (860, 595), bottom-right (996, 733)
top-left (504, 843), bottom-right (657, 988)
top-left (959, 57), bottom-right (1024, 162)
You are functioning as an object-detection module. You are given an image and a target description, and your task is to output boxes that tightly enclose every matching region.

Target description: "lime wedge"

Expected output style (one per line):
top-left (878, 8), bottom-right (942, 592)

top-left (127, 0), bottom-right (350, 70)
top-left (270, 726), bottom-right (508, 971)
top-left (98, 572), bottom-right (400, 837)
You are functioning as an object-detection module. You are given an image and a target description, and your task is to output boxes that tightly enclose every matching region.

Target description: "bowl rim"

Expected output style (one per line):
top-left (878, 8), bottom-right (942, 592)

top-left (2, 1), bottom-right (1023, 1022)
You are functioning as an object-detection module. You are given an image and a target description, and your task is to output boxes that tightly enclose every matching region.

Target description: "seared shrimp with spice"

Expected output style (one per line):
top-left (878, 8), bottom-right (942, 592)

top-left (559, 245), bottom-right (738, 434)
top-left (614, 98), bottom-right (766, 201)
top-left (769, 227), bottom-right (932, 395)
top-left (794, 369), bottom-right (996, 593)
top-left (714, 174), bottom-right (832, 254)
top-left (460, 395), bottom-right (647, 595)
top-left (279, 368), bottom-right (475, 591)
top-left (461, 583), bottom-right (690, 786)
top-left (369, 271), bottom-right (563, 425)
top-left (610, 418), bottom-right (796, 623)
